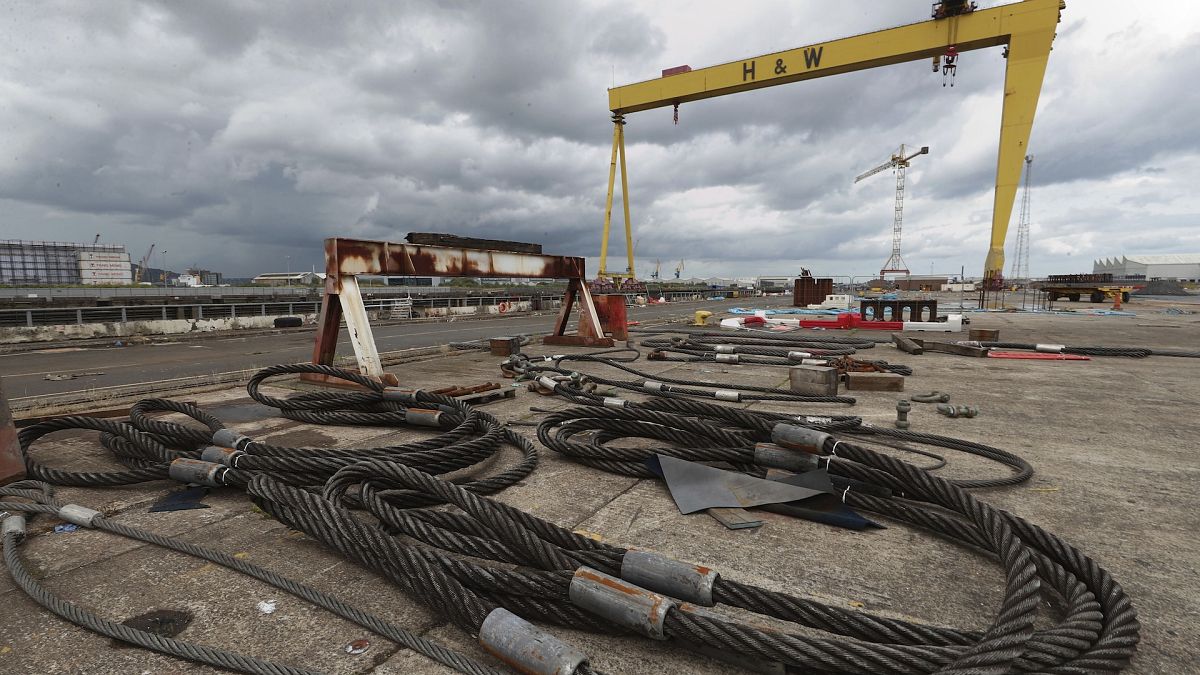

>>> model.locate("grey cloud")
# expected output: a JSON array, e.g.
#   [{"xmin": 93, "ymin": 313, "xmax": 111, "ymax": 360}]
[{"xmin": 0, "ymin": 0, "xmax": 1194, "ymax": 280}]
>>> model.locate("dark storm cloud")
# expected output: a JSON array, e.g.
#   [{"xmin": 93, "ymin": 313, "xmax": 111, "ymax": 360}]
[{"xmin": 0, "ymin": 1, "xmax": 1195, "ymax": 278}]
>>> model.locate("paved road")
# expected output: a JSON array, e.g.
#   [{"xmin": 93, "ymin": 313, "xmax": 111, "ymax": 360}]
[{"xmin": 2, "ymin": 296, "xmax": 794, "ymax": 399}]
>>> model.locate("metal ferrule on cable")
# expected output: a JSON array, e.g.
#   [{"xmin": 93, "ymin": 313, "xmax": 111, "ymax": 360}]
[
  {"xmin": 211, "ymin": 428, "xmax": 252, "ymax": 451},
  {"xmin": 168, "ymin": 458, "xmax": 228, "ymax": 487},
  {"xmin": 770, "ymin": 423, "xmax": 833, "ymax": 455},
  {"xmin": 570, "ymin": 566, "xmax": 676, "ymax": 640},
  {"xmin": 478, "ymin": 608, "xmax": 588, "ymax": 675},
  {"xmin": 620, "ymin": 550, "xmax": 718, "ymax": 607}
]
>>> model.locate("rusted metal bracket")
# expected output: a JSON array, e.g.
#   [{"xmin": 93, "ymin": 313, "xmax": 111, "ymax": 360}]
[{"xmin": 309, "ymin": 237, "xmax": 613, "ymax": 382}]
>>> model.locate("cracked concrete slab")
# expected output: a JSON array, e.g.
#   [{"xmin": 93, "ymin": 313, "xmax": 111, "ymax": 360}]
[{"xmin": 2, "ymin": 307, "xmax": 1198, "ymax": 673}]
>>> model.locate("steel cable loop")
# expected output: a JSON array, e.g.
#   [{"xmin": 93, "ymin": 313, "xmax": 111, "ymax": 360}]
[
  {"xmin": 18, "ymin": 364, "xmax": 539, "ymax": 504},
  {"xmin": 0, "ymin": 485, "xmax": 505, "ymax": 675},
  {"xmin": 536, "ymin": 396, "xmax": 1027, "ymax": 490},
  {"xmin": 6, "ymin": 360, "xmax": 1139, "ymax": 673},
  {"xmin": 265, "ymin": 442, "xmax": 1135, "ymax": 674},
  {"xmin": 632, "ymin": 397, "xmax": 1031, "ymax": 489},
  {"xmin": 530, "ymin": 399, "xmax": 1136, "ymax": 672},
  {"xmin": 3, "ymin": 453, "xmax": 1126, "ymax": 675},
  {"xmin": 250, "ymin": 460, "xmax": 986, "ymax": 673},
  {"xmin": 276, "ymin": 453, "xmax": 989, "ymax": 664},
  {"xmin": 18, "ymin": 416, "xmax": 191, "ymax": 485},
  {"xmin": 450, "ymin": 334, "xmax": 532, "ymax": 351},
  {"xmin": 523, "ymin": 345, "xmax": 844, "ymax": 398},
  {"xmin": 631, "ymin": 326, "xmax": 886, "ymax": 347},
  {"xmin": 519, "ymin": 358, "xmax": 857, "ymax": 405},
  {"xmin": 2, "ymin": 532, "xmax": 319, "ymax": 675},
  {"xmin": 1143, "ymin": 348, "xmax": 1200, "ymax": 358},
  {"xmin": 841, "ymin": 492, "xmax": 1110, "ymax": 670},
  {"xmin": 640, "ymin": 338, "xmax": 861, "ymax": 356},
  {"xmin": 645, "ymin": 345, "xmax": 915, "ymax": 375},
  {"xmin": 976, "ymin": 342, "xmax": 1200, "ymax": 359},
  {"xmin": 836, "ymin": 447, "xmax": 1139, "ymax": 673}
]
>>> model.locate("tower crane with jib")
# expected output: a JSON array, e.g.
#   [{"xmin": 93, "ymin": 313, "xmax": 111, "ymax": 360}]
[
  {"xmin": 855, "ymin": 145, "xmax": 929, "ymax": 278},
  {"xmin": 597, "ymin": 0, "xmax": 1064, "ymax": 287},
  {"xmin": 134, "ymin": 243, "xmax": 155, "ymax": 284}
]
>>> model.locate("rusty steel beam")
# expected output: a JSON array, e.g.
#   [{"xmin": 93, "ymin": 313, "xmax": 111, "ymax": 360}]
[
  {"xmin": 308, "ymin": 237, "xmax": 612, "ymax": 382},
  {"xmin": 325, "ymin": 238, "xmax": 585, "ymax": 285}
]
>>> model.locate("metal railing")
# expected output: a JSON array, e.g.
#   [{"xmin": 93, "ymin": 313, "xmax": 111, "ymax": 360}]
[
  {"xmin": 0, "ymin": 289, "xmax": 725, "ymax": 329},
  {"xmin": 0, "ymin": 295, "xmax": 551, "ymax": 328}
]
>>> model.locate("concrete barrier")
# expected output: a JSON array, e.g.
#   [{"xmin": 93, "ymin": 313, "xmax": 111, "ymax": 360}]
[{"xmin": 0, "ymin": 313, "xmax": 318, "ymax": 344}]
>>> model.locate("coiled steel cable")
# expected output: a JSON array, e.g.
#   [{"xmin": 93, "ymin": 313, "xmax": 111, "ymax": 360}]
[
  {"xmin": 19, "ymin": 364, "xmax": 537, "ymax": 502},
  {"xmin": 646, "ymin": 344, "xmax": 914, "ymax": 375},
  {"xmin": 509, "ymin": 352, "xmax": 857, "ymax": 405},
  {"xmin": 0, "ymin": 481, "xmax": 503, "ymax": 675},
  {"xmin": 528, "ymin": 398, "xmax": 1137, "ymax": 673},
  {"xmin": 977, "ymin": 342, "xmax": 1200, "ymax": 358},
  {"xmin": 631, "ymin": 325, "xmax": 889, "ymax": 346},
  {"xmin": 237, "ymin": 402, "xmax": 1138, "ymax": 673},
  {"xmin": 5, "ymin": 363, "xmax": 1138, "ymax": 674}
]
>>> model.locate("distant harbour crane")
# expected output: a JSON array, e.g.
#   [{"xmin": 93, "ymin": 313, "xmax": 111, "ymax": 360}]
[
  {"xmin": 133, "ymin": 243, "xmax": 155, "ymax": 284},
  {"xmin": 1008, "ymin": 155, "xmax": 1034, "ymax": 283},
  {"xmin": 855, "ymin": 144, "xmax": 929, "ymax": 278}
]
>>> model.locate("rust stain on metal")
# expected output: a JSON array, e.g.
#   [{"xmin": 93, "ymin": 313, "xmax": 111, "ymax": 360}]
[
  {"xmin": 325, "ymin": 237, "xmax": 584, "ymax": 280},
  {"xmin": 575, "ymin": 568, "xmax": 670, "ymax": 622},
  {"xmin": 576, "ymin": 568, "xmax": 644, "ymax": 598}
]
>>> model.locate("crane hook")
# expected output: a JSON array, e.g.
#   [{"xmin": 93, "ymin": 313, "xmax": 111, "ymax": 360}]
[{"xmin": 942, "ymin": 45, "xmax": 959, "ymax": 87}]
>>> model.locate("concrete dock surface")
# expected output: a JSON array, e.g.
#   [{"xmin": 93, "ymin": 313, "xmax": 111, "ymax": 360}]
[{"xmin": 1, "ymin": 305, "xmax": 1198, "ymax": 673}]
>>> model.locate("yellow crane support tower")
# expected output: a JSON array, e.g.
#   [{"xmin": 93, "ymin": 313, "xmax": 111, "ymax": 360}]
[{"xmin": 597, "ymin": 0, "xmax": 1064, "ymax": 284}]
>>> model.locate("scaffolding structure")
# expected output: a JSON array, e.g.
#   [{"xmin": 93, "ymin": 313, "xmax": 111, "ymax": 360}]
[
  {"xmin": 0, "ymin": 240, "xmax": 130, "ymax": 286},
  {"xmin": 1008, "ymin": 155, "xmax": 1034, "ymax": 283}
]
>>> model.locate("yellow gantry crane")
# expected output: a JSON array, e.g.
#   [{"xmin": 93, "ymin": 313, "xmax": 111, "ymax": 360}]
[
  {"xmin": 855, "ymin": 145, "xmax": 930, "ymax": 277},
  {"xmin": 597, "ymin": 0, "xmax": 1064, "ymax": 282}
]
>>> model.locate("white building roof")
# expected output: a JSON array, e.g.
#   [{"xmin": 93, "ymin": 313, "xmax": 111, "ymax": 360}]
[
  {"xmin": 1096, "ymin": 254, "xmax": 1200, "ymax": 266},
  {"xmin": 1124, "ymin": 254, "xmax": 1200, "ymax": 265}
]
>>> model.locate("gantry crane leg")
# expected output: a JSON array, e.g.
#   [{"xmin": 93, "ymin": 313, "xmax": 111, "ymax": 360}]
[
  {"xmin": 598, "ymin": 115, "xmax": 634, "ymax": 279},
  {"xmin": 985, "ymin": 25, "xmax": 1056, "ymax": 278}
]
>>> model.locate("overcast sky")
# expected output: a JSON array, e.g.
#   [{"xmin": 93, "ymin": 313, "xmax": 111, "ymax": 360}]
[{"xmin": 2, "ymin": 1, "xmax": 1197, "ymax": 280}]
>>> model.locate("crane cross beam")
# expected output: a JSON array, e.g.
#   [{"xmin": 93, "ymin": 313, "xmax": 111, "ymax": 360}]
[{"xmin": 597, "ymin": 0, "xmax": 1064, "ymax": 278}]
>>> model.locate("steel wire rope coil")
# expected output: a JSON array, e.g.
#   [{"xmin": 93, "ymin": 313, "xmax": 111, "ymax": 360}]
[
  {"xmin": 534, "ymin": 398, "xmax": 1030, "ymax": 489},
  {"xmin": 6, "ymin": 363, "xmax": 1137, "ymax": 673},
  {"xmin": 0, "ymin": 481, "xmax": 504, "ymax": 675},
  {"xmin": 450, "ymin": 334, "xmax": 532, "ymax": 351},
  {"xmin": 251, "ymin": 435, "xmax": 1139, "ymax": 673},
  {"xmin": 977, "ymin": 342, "xmax": 1200, "ymax": 359},
  {"xmin": 645, "ymin": 346, "xmax": 915, "ymax": 375},
  {"xmin": 6, "ymin": 402, "xmax": 1138, "ymax": 672},
  {"xmin": 631, "ymin": 326, "xmax": 891, "ymax": 346},
  {"xmin": 644, "ymin": 340, "xmax": 859, "ymax": 356},
  {"xmin": 18, "ymin": 364, "xmax": 538, "ymax": 502},
  {"xmin": 640, "ymin": 336, "xmax": 864, "ymax": 355},
  {"xmin": 514, "ymin": 353, "xmax": 857, "ymax": 405}
]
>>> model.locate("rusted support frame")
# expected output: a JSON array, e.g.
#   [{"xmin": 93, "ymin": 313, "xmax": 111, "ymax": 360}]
[{"xmin": 310, "ymin": 238, "xmax": 614, "ymax": 379}]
